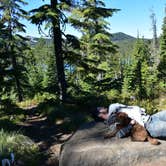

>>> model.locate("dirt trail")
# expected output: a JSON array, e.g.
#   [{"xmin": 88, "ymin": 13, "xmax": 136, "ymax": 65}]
[{"xmin": 19, "ymin": 110, "xmax": 72, "ymax": 166}]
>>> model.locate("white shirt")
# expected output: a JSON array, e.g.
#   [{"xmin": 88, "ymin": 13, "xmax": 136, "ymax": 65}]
[{"xmin": 108, "ymin": 103, "xmax": 150, "ymax": 126}]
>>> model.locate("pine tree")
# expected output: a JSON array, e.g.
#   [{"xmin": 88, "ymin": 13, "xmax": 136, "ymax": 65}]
[
  {"xmin": 122, "ymin": 38, "xmax": 152, "ymax": 100},
  {"xmin": 0, "ymin": 0, "xmax": 29, "ymax": 101},
  {"xmin": 0, "ymin": 22, "xmax": 11, "ymax": 98},
  {"xmin": 69, "ymin": 0, "xmax": 119, "ymax": 93},
  {"xmin": 25, "ymin": 38, "xmax": 58, "ymax": 96},
  {"xmin": 30, "ymin": 0, "xmax": 77, "ymax": 101},
  {"xmin": 158, "ymin": 7, "xmax": 166, "ymax": 84}
]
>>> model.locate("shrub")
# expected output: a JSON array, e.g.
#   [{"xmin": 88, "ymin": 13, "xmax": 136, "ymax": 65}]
[
  {"xmin": 0, "ymin": 129, "xmax": 42, "ymax": 166},
  {"xmin": 105, "ymin": 89, "xmax": 121, "ymax": 103}
]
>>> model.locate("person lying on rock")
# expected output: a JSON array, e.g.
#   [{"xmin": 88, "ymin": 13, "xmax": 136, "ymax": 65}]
[{"xmin": 94, "ymin": 103, "xmax": 166, "ymax": 139}]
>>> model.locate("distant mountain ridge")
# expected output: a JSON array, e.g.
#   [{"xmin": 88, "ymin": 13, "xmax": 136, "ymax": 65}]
[
  {"xmin": 27, "ymin": 32, "xmax": 140, "ymax": 57},
  {"xmin": 27, "ymin": 32, "xmax": 136, "ymax": 44},
  {"xmin": 111, "ymin": 32, "xmax": 136, "ymax": 42}
]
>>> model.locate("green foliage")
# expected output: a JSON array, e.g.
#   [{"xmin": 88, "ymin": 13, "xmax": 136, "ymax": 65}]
[
  {"xmin": 29, "ymin": 1, "xmax": 73, "ymax": 31},
  {"xmin": 0, "ymin": 22, "xmax": 12, "ymax": 98},
  {"xmin": 157, "ymin": 95, "xmax": 166, "ymax": 110},
  {"xmin": 158, "ymin": 12, "xmax": 166, "ymax": 84},
  {"xmin": 115, "ymin": 39, "xmax": 136, "ymax": 59},
  {"xmin": 0, "ymin": 0, "xmax": 29, "ymax": 101},
  {"xmin": 68, "ymin": 0, "xmax": 119, "ymax": 95},
  {"xmin": 111, "ymin": 32, "xmax": 136, "ymax": 42},
  {"xmin": 29, "ymin": 0, "xmax": 75, "ymax": 101},
  {"xmin": 105, "ymin": 89, "xmax": 121, "ymax": 103},
  {"xmin": 0, "ymin": 129, "xmax": 42, "ymax": 166},
  {"xmin": 122, "ymin": 38, "xmax": 157, "ymax": 100},
  {"xmin": 125, "ymin": 99, "xmax": 158, "ymax": 115},
  {"xmin": 25, "ymin": 38, "xmax": 58, "ymax": 97},
  {"xmin": 0, "ymin": 100, "xmax": 27, "ymax": 131}
]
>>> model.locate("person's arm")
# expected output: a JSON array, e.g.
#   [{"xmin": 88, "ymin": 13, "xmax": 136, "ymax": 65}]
[
  {"xmin": 116, "ymin": 120, "xmax": 136, "ymax": 138},
  {"xmin": 116, "ymin": 124, "xmax": 132, "ymax": 138}
]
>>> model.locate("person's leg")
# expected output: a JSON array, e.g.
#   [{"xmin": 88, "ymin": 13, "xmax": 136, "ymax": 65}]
[
  {"xmin": 152, "ymin": 110, "xmax": 166, "ymax": 121},
  {"xmin": 146, "ymin": 115, "xmax": 166, "ymax": 137}
]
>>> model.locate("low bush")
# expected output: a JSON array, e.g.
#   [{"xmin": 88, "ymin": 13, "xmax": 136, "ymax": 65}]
[{"xmin": 0, "ymin": 129, "xmax": 43, "ymax": 166}]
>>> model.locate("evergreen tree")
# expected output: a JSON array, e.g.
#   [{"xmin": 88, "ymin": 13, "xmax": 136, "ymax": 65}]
[
  {"xmin": 0, "ymin": 22, "xmax": 11, "ymax": 99},
  {"xmin": 0, "ymin": 0, "xmax": 29, "ymax": 101},
  {"xmin": 30, "ymin": 0, "xmax": 77, "ymax": 101},
  {"xmin": 25, "ymin": 38, "xmax": 58, "ymax": 96},
  {"xmin": 158, "ymin": 7, "xmax": 166, "ymax": 84},
  {"xmin": 69, "ymin": 0, "xmax": 119, "ymax": 93},
  {"xmin": 122, "ymin": 38, "xmax": 153, "ymax": 100}
]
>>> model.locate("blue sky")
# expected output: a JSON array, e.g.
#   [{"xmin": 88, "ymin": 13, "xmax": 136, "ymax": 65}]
[
  {"xmin": 108, "ymin": 0, "xmax": 165, "ymax": 38},
  {"xmin": 22, "ymin": 0, "xmax": 166, "ymax": 39}
]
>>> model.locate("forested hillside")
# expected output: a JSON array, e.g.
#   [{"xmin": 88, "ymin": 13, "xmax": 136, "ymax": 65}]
[
  {"xmin": 111, "ymin": 32, "xmax": 136, "ymax": 41},
  {"xmin": 28, "ymin": 32, "xmax": 149, "ymax": 64}
]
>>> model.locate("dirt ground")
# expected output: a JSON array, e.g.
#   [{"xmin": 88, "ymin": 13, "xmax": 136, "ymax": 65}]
[{"xmin": 19, "ymin": 109, "xmax": 72, "ymax": 166}]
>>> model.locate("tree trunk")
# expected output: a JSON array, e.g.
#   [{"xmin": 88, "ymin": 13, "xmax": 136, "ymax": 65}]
[
  {"xmin": 51, "ymin": 0, "xmax": 67, "ymax": 102},
  {"xmin": 137, "ymin": 61, "xmax": 143, "ymax": 100}
]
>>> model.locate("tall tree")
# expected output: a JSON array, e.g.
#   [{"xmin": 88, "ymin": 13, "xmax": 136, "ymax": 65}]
[
  {"xmin": 0, "ymin": 0, "xmax": 29, "ymax": 101},
  {"xmin": 30, "ymin": 0, "xmax": 76, "ymax": 101},
  {"xmin": 150, "ymin": 11, "xmax": 158, "ymax": 50},
  {"xmin": 122, "ymin": 38, "xmax": 153, "ymax": 100},
  {"xmin": 158, "ymin": 6, "xmax": 166, "ymax": 84},
  {"xmin": 25, "ymin": 38, "xmax": 58, "ymax": 96},
  {"xmin": 51, "ymin": 0, "xmax": 67, "ymax": 101},
  {"xmin": 150, "ymin": 10, "xmax": 159, "ymax": 64},
  {"xmin": 0, "ymin": 22, "xmax": 11, "ymax": 98},
  {"xmin": 69, "ymin": 0, "xmax": 119, "ymax": 93}
]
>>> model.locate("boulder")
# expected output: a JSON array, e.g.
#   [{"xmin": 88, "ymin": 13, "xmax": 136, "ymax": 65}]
[{"xmin": 59, "ymin": 121, "xmax": 166, "ymax": 166}]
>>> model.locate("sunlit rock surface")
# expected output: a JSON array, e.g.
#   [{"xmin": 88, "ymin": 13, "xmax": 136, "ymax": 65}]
[{"xmin": 59, "ymin": 122, "xmax": 166, "ymax": 166}]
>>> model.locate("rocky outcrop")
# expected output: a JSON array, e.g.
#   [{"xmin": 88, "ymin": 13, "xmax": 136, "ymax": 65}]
[{"xmin": 59, "ymin": 121, "xmax": 166, "ymax": 166}]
